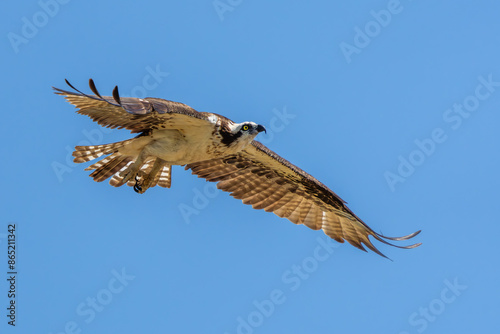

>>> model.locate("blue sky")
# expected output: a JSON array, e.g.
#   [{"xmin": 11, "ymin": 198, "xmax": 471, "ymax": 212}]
[{"xmin": 2, "ymin": 1, "xmax": 500, "ymax": 333}]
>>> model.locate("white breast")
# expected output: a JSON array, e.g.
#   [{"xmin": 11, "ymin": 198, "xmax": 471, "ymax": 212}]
[{"xmin": 142, "ymin": 127, "xmax": 222, "ymax": 165}]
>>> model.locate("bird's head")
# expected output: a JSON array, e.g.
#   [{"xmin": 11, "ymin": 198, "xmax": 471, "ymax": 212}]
[{"xmin": 220, "ymin": 121, "xmax": 266, "ymax": 150}]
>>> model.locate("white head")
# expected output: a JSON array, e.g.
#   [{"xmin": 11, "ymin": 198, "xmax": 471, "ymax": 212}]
[{"xmin": 220, "ymin": 121, "xmax": 266, "ymax": 150}]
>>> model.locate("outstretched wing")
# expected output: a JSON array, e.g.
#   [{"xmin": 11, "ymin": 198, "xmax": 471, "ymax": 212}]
[
  {"xmin": 53, "ymin": 79, "xmax": 225, "ymax": 133},
  {"xmin": 186, "ymin": 141, "xmax": 421, "ymax": 257}
]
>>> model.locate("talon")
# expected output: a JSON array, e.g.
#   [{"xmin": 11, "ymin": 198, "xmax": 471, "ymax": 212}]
[{"xmin": 134, "ymin": 175, "xmax": 143, "ymax": 193}]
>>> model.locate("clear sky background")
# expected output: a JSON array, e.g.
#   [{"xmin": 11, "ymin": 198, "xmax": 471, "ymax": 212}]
[{"xmin": 1, "ymin": 1, "xmax": 499, "ymax": 333}]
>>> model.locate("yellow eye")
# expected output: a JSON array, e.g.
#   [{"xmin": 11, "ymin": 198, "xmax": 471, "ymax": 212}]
[{"xmin": 242, "ymin": 125, "xmax": 249, "ymax": 131}]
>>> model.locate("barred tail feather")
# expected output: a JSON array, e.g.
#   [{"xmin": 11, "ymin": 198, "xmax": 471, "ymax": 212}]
[
  {"xmin": 73, "ymin": 140, "xmax": 172, "ymax": 191},
  {"xmin": 157, "ymin": 165, "xmax": 172, "ymax": 188},
  {"xmin": 109, "ymin": 161, "xmax": 134, "ymax": 187},
  {"xmin": 146, "ymin": 163, "xmax": 172, "ymax": 188},
  {"xmin": 73, "ymin": 139, "xmax": 134, "ymax": 163},
  {"xmin": 89, "ymin": 155, "xmax": 131, "ymax": 182},
  {"xmin": 124, "ymin": 157, "xmax": 172, "ymax": 190}
]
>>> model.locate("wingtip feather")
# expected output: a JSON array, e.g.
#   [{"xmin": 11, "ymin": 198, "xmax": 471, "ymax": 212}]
[
  {"xmin": 112, "ymin": 86, "xmax": 121, "ymax": 105},
  {"xmin": 88, "ymin": 78, "xmax": 104, "ymax": 99}
]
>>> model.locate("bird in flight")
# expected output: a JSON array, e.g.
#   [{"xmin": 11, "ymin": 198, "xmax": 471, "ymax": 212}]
[{"xmin": 54, "ymin": 79, "xmax": 421, "ymax": 257}]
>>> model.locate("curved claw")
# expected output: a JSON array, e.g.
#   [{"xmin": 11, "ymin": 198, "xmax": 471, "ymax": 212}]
[{"xmin": 133, "ymin": 175, "xmax": 143, "ymax": 193}]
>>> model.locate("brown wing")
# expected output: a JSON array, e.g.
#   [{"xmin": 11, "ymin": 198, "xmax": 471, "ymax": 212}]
[
  {"xmin": 186, "ymin": 141, "xmax": 421, "ymax": 258},
  {"xmin": 53, "ymin": 79, "xmax": 224, "ymax": 133}
]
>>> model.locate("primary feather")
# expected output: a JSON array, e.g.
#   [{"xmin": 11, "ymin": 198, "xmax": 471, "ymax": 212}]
[{"xmin": 55, "ymin": 79, "xmax": 421, "ymax": 257}]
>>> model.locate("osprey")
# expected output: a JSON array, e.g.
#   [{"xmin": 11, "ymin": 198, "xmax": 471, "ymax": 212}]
[{"xmin": 55, "ymin": 79, "xmax": 421, "ymax": 257}]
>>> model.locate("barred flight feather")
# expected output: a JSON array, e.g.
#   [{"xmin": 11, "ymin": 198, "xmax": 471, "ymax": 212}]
[{"xmin": 56, "ymin": 79, "xmax": 421, "ymax": 258}]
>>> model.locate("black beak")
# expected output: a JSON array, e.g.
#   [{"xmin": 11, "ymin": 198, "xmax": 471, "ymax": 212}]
[{"xmin": 256, "ymin": 124, "xmax": 266, "ymax": 134}]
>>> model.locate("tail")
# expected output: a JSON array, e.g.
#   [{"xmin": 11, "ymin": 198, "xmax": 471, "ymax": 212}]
[{"xmin": 73, "ymin": 139, "xmax": 172, "ymax": 193}]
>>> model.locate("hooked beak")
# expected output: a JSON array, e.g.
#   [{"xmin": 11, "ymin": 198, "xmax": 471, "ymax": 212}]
[{"xmin": 256, "ymin": 124, "xmax": 267, "ymax": 134}]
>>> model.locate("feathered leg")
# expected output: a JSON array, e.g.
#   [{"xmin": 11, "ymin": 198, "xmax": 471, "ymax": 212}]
[{"xmin": 73, "ymin": 140, "xmax": 171, "ymax": 193}]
